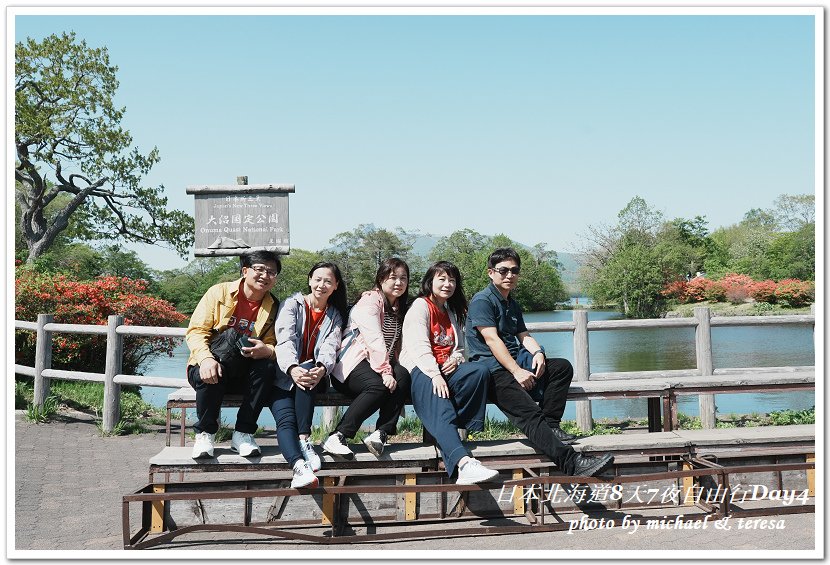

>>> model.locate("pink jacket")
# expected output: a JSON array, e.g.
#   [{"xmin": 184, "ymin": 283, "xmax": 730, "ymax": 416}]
[{"xmin": 331, "ymin": 289, "xmax": 395, "ymax": 382}]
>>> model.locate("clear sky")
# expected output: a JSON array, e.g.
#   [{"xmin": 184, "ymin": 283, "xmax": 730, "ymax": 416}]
[{"xmin": 12, "ymin": 8, "xmax": 819, "ymax": 271}]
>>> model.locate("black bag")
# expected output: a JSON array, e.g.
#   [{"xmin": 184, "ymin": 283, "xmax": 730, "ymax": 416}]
[
  {"xmin": 209, "ymin": 327, "xmax": 246, "ymax": 372},
  {"xmin": 208, "ymin": 294, "xmax": 279, "ymax": 373}
]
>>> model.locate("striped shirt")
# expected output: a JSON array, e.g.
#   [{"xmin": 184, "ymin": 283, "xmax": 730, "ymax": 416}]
[{"xmin": 382, "ymin": 309, "xmax": 401, "ymax": 361}]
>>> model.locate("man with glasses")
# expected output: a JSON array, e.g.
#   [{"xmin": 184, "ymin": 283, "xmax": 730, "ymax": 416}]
[
  {"xmin": 185, "ymin": 250, "xmax": 281, "ymax": 459},
  {"xmin": 465, "ymin": 248, "xmax": 614, "ymax": 477}
]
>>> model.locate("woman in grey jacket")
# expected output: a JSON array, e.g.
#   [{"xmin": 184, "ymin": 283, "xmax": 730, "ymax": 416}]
[{"xmin": 269, "ymin": 262, "xmax": 347, "ymax": 488}]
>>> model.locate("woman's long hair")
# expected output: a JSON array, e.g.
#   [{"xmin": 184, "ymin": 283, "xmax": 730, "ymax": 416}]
[
  {"xmin": 418, "ymin": 261, "xmax": 468, "ymax": 324},
  {"xmin": 373, "ymin": 257, "xmax": 410, "ymax": 321},
  {"xmin": 308, "ymin": 261, "xmax": 348, "ymax": 329}
]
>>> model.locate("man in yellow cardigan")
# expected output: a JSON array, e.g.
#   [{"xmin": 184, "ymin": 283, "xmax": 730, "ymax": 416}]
[{"xmin": 185, "ymin": 250, "xmax": 280, "ymax": 459}]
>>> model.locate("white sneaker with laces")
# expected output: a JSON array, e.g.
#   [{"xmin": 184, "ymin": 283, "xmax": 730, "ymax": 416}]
[
  {"xmin": 322, "ymin": 431, "xmax": 354, "ymax": 459},
  {"xmin": 191, "ymin": 431, "xmax": 215, "ymax": 459},
  {"xmin": 231, "ymin": 431, "xmax": 261, "ymax": 457},
  {"xmin": 300, "ymin": 437, "xmax": 322, "ymax": 471},
  {"xmin": 291, "ymin": 460, "xmax": 319, "ymax": 489},
  {"xmin": 363, "ymin": 429, "xmax": 387, "ymax": 457},
  {"xmin": 456, "ymin": 458, "xmax": 500, "ymax": 485}
]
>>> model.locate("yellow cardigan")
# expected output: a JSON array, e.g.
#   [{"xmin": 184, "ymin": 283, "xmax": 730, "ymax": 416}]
[{"xmin": 185, "ymin": 279, "xmax": 278, "ymax": 367}]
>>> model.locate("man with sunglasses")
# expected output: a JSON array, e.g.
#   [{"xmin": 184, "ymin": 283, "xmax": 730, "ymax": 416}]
[
  {"xmin": 185, "ymin": 250, "xmax": 281, "ymax": 459},
  {"xmin": 465, "ymin": 248, "xmax": 614, "ymax": 477}
]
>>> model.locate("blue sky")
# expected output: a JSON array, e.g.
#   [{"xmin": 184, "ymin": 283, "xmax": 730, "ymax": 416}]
[{"xmin": 13, "ymin": 9, "xmax": 818, "ymax": 271}]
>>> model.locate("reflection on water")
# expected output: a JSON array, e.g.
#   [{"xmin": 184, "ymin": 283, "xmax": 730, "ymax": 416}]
[{"xmin": 142, "ymin": 309, "xmax": 815, "ymax": 424}]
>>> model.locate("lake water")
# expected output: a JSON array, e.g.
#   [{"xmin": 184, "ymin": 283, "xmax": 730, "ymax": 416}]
[{"xmin": 141, "ymin": 309, "xmax": 815, "ymax": 427}]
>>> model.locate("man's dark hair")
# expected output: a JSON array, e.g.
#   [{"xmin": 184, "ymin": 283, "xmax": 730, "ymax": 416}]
[
  {"xmin": 240, "ymin": 250, "xmax": 282, "ymax": 274},
  {"xmin": 487, "ymin": 247, "xmax": 521, "ymax": 269}
]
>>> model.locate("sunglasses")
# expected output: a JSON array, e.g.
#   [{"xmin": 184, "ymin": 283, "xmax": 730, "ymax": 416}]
[{"xmin": 492, "ymin": 266, "xmax": 521, "ymax": 276}]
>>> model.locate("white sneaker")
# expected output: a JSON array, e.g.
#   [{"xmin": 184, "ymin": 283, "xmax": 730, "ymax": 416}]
[
  {"xmin": 231, "ymin": 431, "xmax": 261, "ymax": 457},
  {"xmin": 291, "ymin": 460, "xmax": 319, "ymax": 489},
  {"xmin": 192, "ymin": 431, "xmax": 215, "ymax": 459},
  {"xmin": 300, "ymin": 437, "xmax": 322, "ymax": 471},
  {"xmin": 363, "ymin": 429, "xmax": 388, "ymax": 457},
  {"xmin": 322, "ymin": 431, "xmax": 354, "ymax": 459},
  {"xmin": 456, "ymin": 458, "xmax": 500, "ymax": 485}
]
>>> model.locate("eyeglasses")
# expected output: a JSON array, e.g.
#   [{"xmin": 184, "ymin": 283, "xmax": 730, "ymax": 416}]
[
  {"xmin": 492, "ymin": 266, "xmax": 521, "ymax": 276},
  {"xmin": 249, "ymin": 265, "xmax": 278, "ymax": 278}
]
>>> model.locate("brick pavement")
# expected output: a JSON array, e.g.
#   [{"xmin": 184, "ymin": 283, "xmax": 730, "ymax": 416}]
[{"xmin": 12, "ymin": 410, "xmax": 819, "ymax": 554}]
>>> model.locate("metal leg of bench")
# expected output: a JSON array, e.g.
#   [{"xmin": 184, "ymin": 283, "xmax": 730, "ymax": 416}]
[
  {"xmin": 165, "ymin": 405, "xmax": 172, "ymax": 447},
  {"xmin": 647, "ymin": 397, "xmax": 662, "ymax": 432},
  {"xmin": 663, "ymin": 393, "xmax": 677, "ymax": 432},
  {"xmin": 807, "ymin": 454, "xmax": 815, "ymax": 496},
  {"xmin": 180, "ymin": 407, "xmax": 187, "ymax": 447}
]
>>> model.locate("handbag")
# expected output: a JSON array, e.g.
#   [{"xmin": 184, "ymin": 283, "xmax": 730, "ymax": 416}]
[
  {"xmin": 208, "ymin": 293, "xmax": 279, "ymax": 373},
  {"xmin": 209, "ymin": 327, "xmax": 246, "ymax": 372}
]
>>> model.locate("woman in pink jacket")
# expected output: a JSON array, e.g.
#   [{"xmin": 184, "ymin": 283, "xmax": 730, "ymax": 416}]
[{"xmin": 324, "ymin": 258, "xmax": 412, "ymax": 459}]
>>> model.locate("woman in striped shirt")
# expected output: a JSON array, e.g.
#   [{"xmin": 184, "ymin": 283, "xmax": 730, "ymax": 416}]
[{"xmin": 325, "ymin": 258, "xmax": 412, "ymax": 459}]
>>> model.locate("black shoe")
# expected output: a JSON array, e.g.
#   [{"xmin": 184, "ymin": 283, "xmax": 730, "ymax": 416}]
[
  {"xmin": 551, "ymin": 426, "xmax": 579, "ymax": 444},
  {"xmin": 571, "ymin": 453, "xmax": 614, "ymax": 477}
]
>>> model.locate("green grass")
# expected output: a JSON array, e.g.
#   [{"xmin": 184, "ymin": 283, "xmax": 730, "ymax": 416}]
[
  {"xmin": 15, "ymin": 377, "xmax": 166, "ymax": 435},
  {"xmin": 26, "ymin": 395, "xmax": 59, "ymax": 423}
]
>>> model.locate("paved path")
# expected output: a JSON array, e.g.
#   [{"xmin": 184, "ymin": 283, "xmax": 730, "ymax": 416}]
[{"xmin": 13, "ymin": 410, "xmax": 819, "ymax": 555}]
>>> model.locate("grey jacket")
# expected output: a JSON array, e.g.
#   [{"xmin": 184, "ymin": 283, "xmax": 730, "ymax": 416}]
[{"xmin": 274, "ymin": 292, "xmax": 343, "ymax": 391}]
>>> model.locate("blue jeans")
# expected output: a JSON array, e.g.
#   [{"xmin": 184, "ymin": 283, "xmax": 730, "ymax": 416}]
[
  {"xmin": 269, "ymin": 378, "xmax": 328, "ymax": 467},
  {"xmin": 410, "ymin": 361, "xmax": 490, "ymax": 476}
]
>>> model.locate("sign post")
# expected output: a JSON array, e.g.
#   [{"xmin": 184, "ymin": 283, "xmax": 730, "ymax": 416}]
[{"xmin": 187, "ymin": 177, "xmax": 295, "ymax": 256}]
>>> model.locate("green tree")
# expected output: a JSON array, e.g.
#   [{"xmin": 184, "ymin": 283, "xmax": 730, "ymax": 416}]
[
  {"xmin": 15, "ymin": 32, "xmax": 193, "ymax": 262},
  {"xmin": 273, "ymin": 249, "xmax": 325, "ymax": 298},
  {"xmin": 430, "ymin": 231, "xmax": 568, "ymax": 311},
  {"xmin": 580, "ymin": 197, "xmax": 669, "ymax": 317},
  {"xmin": 657, "ymin": 216, "xmax": 712, "ymax": 278},
  {"xmin": 155, "ymin": 258, "xmax": 240, "ymax": 314},
  {"xmin": 323, "ymin": 224, "xmax": 419, "ymax": 303},
  {"xmin": 428, "ymin": 229, "xmax": 492, "ymax": 297},
  {"xmin": 587, "ymin": 236, "xmax": 667, "ymax": 318}
]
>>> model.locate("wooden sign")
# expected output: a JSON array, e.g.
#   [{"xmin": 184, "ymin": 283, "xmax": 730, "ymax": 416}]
[{"xmin": 186, "ymin": 182, "xmax": 295, "ymax": 256}]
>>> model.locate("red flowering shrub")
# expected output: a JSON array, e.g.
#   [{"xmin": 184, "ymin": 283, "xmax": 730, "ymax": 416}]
[
  {"xmin": 15, "ymin": 267, "xmax": 185, "ymax": 375},
  {"xmin": 774, "ymin": 279, "xmax": 815, "ymax": 308},
  {"xmin": 661, "ymin": 280, "xmax": 689, "ymax": 302},
  {"xmin": 685, "ymin": 277, "xmax": 715, "ymax": 302},
  {"xmin": 661, "ymin": 273, "xmax": 814, "ymax": 308},
  {"xmin": 749, "ymin": 280, "xmax": 778, "ymax": 304},
  {"xmin": 718, "ymin": 273, "xmax": 754, "ymax": 304}
]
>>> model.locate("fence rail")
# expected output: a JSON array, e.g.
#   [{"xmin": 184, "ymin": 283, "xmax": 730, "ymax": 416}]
[{"xmin": 14, "ymin": 306, "xmax": 815, "ymax": 433}]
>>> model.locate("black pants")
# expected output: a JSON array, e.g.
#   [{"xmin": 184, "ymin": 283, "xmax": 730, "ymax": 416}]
[
  {"xmin": 519, "ymin": 355, "xmax": 574, "ymax": 427},
  {"xmin": 330, "ymin": 359, "xmax": 410, "ymax": 438},
  {"xmin": 186, "ymin": 358, "xmax": 274, "ymax": 435},
  {"xmin": 488, "ymin": 368, "xmax": 580, "ymax": 474}
]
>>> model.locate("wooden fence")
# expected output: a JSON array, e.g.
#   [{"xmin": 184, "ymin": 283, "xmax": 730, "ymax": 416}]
[{"xmin": 14, "ymin": 306, "xmax": 815, "ymax": 433}]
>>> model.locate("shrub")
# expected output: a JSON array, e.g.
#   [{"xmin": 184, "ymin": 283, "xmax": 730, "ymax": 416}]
[
  {"xmin": 749, "ymin": 279, "xmax": 778, "ymax": 303},
  {"xmin": 661, "ymin": 280, "xmax": 689, "ymax": 302},
  {"xmin": 15, "ymin": 266, "xmax": 185, "ymax": 375},
  {"xmin": 685, "ymin": 277, "xmax": 714, "ymax": 302},
  {"xmin": 774, "ymin": 279, "xmax": 814, "ymax": 308},
  {"xmin": 717, "ymin": 273, "xmax": 754, "ymax": 304},
  {"xmin": 702, "ymin": 280, "xmax": 725, "ymax": 302}
]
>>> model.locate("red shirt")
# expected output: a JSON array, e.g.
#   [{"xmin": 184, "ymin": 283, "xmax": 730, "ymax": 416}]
[
  {"xmin": 301, "ymin": 301, "xmax": 326, "ymax": 363},
  {"xmin": 229, "ymin": 283, "xmax": 261, "ymax": 337},
  {"xmin": 425, "ymin": 298, "xmax": 455, "ymax": 365}
]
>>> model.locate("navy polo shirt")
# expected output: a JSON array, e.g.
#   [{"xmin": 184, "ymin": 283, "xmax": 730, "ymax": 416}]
[{"xmin": 465, "ymin": 283, "xmax": 528, "ymax": 374}]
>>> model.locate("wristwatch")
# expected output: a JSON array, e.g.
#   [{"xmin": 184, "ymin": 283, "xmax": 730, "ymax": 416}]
[{"xmin": 532, "ymin": 349, "xmax": 544, "ymax": 357}]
